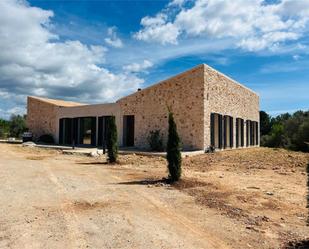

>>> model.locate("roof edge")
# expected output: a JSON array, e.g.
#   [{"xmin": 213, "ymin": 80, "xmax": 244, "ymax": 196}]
[
  {"xmin": 116, "ymin": 64, "xmax": 205, "ymax": 102},
  {"xmin": 28, "ymin": 96, "xmax": 86, "ymax": 107},
  {"xmin": 202, "ymin": 64, "xmax": 259, "ymax": 96}
]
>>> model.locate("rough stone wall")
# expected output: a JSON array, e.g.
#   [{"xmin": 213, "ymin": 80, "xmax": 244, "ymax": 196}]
[
  {"xmin": 27, "ymin": 64, "xmax": 259, "ymax": 150},
  {"xmin": 26, "ymin": 97, "xmax": 59, "ymax": 140},
  {"xmin": 117, "ymin": 65, "xmax": 205, "ymax": 150},
  {"xmin": 203, "ymin": 65, "xmax": 260, "ymax": 149}
]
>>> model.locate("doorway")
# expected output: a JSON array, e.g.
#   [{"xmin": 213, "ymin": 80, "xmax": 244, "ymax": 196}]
[
  {"xmin": 210, "ymin": 113, "xmax": 222, "ymax": 149},
  {"xmin": 98, "ymin": 116, "xmax": 111, "ymax": 147},
  {"xmin": 123, "ymin": 115, "xmax": 134, "ymax": 147},
  {"xmin": 79, "ymin": 117, "xmax": 96, "ymax": 146}
]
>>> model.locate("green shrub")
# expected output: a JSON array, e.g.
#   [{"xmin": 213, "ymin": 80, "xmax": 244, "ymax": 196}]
[
  {"xmin": 9, "ymin": 115, "xmax": 27, "ymax": 138},
  {"xmin": 0, "ymin": 119, "xmax": 10, "ymax": 138},
  {"xmin": 166, "ymin": 111, "xmax": 181, "ymax": 182},
  {"xmin": 106, "ymin": 116, "xmax": 118, "ymax": 163},
  {"xmin": 261, "ymin": 123, "xmax": 287, "ymax": 148},
  {"xmin": 37, "ymin": 134, "xmax": 55, "ymax": 144},
  {"xmin": 260, "ymin": 110, "xmax": 309, "ymax": 152},
  {"xmin": 147, "ymin": 130, "xmax": 164, "ymax": 151}
]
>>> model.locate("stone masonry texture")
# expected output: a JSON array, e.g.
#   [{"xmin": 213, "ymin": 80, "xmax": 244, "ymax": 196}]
[{"xmin": 27, "ymin": 64, "xmax": 259, "ymax": 150}]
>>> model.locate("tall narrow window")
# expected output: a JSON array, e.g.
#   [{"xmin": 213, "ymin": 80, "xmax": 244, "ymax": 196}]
[
  {"xmin": 223, "ymin": 115, "xmax": 233, "ymax": 148},
  {"xmin": 59, "ymin": 118, "xmax": 64, "ymax": 145},
  {"xmin": 246, "ymin": 120, "xmax": 251, "ymax": 147},
  {"xmin": 210, "ymin": 113, "xmax": 223, "ymax": 149},
  {"xmin": 236, "ymin": 118, "xmax": 244, "ymax": 148},
  {"xmin": 255, "ymin": 121, "xmax": 259, "ymax": 145}
]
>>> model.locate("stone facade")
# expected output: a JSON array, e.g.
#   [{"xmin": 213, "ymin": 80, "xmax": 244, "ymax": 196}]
[
  {"xmin": 27, "ymin": 97, "xmax": 59, "ymax": 140},
  {"xmin": 203, "ymin": 65, "xmax": 259, "ymax": 149},
  {"xmin": 117, "ymin": 65, "xmax": 205, "ymax": 150},
  {"xmin": 27, "ymin": 64, "xmax": 259, "ymax": 150}
]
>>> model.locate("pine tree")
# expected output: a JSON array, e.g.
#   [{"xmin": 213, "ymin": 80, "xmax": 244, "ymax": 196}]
[
  {"xmin": 106, "ymin": 116, "xmax": 118, "ymax": 163},
  {"xmin": 166, "ymin": 111, "xmax": 181, "ymax": 182}
]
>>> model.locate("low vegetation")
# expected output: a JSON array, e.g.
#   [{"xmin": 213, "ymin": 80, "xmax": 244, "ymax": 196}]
[
  {"xmin": 0, "ymin": 115, "xmax": 27, "ymax": 139},
  {"xmin": 147, "ymin": 129, "xmax": 164, "ymax": 151},
  {"xmin": 260, "ymin": 110, "xmax": 309, "ymax": 152},
  {"xmin": 37, "ymin": 134, "xmax": 55, "ymax": 144},
  {"xmin": 0, "ymin": 119, "xmax": 10, "ymax": 138}
]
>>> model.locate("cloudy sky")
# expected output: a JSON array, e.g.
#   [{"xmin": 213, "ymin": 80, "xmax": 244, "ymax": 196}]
[{"xmin": 0, "ymin": 0, "xmax": 309, "ymax": 119}]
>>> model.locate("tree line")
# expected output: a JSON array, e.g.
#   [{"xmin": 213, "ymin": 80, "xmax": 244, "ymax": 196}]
[
  {"xmin": 260, "ymin": 110, "xmax": 309, "ymax": 152},
  {"xmin": 0, "ymin": 115, "xmax": 27, "ymax": 139}
]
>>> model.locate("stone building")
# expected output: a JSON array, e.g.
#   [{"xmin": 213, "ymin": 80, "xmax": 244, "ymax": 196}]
[{"xmin": 27, "ymin": 64, "xmax": 259, "ymax": 150}]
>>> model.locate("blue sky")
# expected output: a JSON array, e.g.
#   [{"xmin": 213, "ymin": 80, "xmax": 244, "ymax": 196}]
[{"xmin": 0, "ymin": 0, "xmax": 308, "ymax": 119}]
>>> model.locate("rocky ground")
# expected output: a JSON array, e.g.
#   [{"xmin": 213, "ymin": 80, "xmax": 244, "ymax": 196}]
[{"xmin": 0, "ymin": 144, "xmax": 308, "ymax": 248}]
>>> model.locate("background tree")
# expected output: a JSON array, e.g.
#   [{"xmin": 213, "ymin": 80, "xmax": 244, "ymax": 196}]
[
  {"xmin": 0, "ymin": 119, "xmax": 10, "ymax": 138},
  {"xmin": 166, "ymin": 111, "xmax": 181, "ymax": 182},
  {"xmin": 260, "ymin": 110, "xmax": 309, "ymax": 152},
  {"xmin": 260, "ymin": 111, "xmax": 272, "ymax": 136},
  {"xmin": 9, "ymin": 115, "xmax": 27, "ymax": 138},
  {"xmin": 106, "ymin": 116, "xmax": 118, "ymax": 163},
  {"xmin": 265, "ymin": 123, "xmax": 286, "ymax": 148}
]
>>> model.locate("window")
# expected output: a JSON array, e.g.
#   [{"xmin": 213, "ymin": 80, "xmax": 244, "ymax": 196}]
[
  {"xmin": 223, "ymin": 115, "xmax": 233, "ymax": 148},
  {"xmin": 236, "ymin": 118, "xmax": 244, "ymax": 148}
]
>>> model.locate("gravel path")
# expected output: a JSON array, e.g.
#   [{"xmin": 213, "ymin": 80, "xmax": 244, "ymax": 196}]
[{"xmin": 0, "ymin": 144, "xmax": 228, "ymax": 249}]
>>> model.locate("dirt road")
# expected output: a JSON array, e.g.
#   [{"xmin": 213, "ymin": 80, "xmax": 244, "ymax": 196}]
[{"xmin": 0, "ymin": 144, "xmax": 229, "ymax": 249}]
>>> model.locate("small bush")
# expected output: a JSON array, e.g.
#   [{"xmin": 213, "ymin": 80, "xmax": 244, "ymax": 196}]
[
  {"xmin": 147, "ymin": 130, "xmax": 164, "ymax": 151},
  {"xmin": 166, "ymin": 111, "xmax": 182, "ymax": 182},
  {"xmin": 106, "ymin": 116, "xmax": 118, "ymax": 163},
  {"xmin": 37, "ymin": 134, "xmax": 55, "ymax": 144}
]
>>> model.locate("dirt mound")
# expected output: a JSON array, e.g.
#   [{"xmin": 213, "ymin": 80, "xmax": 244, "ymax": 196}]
[
  {"xmin": 183, "ymin": 147, "xmax": 309, "ymax": 173},
  {"xmin": 71, "ymin": 201, "xmax": 110, "ymax": 211}
]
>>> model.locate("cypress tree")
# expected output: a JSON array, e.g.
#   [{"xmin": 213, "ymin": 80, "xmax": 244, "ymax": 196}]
[
  {"xmin": 307, "ymin": 163, "xmax": 309, "ymax": 226},
  {"xmin": 166, "ymin": 111, "xmax": 182, "ymax": 182},
  {"xmin": 106, "ymin": 116, "xmax": 118, "ymax": 163}
]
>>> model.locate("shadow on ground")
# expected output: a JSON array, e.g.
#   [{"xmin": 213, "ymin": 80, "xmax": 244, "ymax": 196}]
[
  {"xmin": 117, "ymin": 178, "xmax": 169, "ymax": 185},
  {"xmin": 77, "ymin": 162, "xmax": 109, "ymax": 165},
  {"xmin": 282, "ymin": 239, "xmax": 309, "ymax": 249}
]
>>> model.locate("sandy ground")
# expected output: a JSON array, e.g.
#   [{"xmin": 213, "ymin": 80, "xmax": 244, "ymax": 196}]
[{"xmin": 0, "ymin": 144, "xmax": 308, "ymax": 249}]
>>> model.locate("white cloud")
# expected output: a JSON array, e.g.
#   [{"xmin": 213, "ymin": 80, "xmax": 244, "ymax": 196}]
[
  {"xmin": 134, "ymin": 14, "xmax": 180, "ymax": 44},
  {"xmin": 104, "ymin": 26, "xmax": 123, "ymax": 48},
  {"xmin": 168, "ymin": 0, "xmax": 186, "ymax": 7},
  {"xmin": 123, "ymin": 60, "xmax": 153, "ymax": 73},
  {"xmin": 0, "ymin": 106, "xmax": 26, "ymax": 120},
  {"xmin": 0, "ymin": 0, "xmax": 144, "ymax": 116},
  {"xmin": 134, "ymin": 0, "xmax": 309, "ymax": 51},
  {"xmin": 293, "ymin": 55, "xmax": 300, "ymax": 60}
]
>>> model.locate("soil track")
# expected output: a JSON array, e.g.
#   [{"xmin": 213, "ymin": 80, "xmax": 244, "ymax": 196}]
[{"xmin": 0, "ymin": 144, "xmax": 308, "ymax": 248}]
